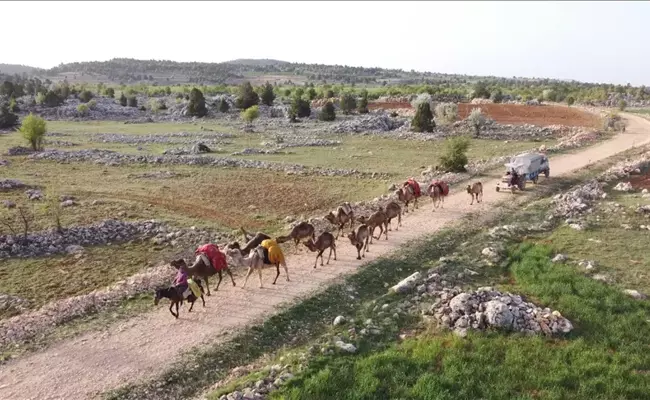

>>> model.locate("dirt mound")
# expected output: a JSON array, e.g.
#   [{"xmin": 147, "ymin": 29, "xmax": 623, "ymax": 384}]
[{"xmin": 458, "ymin": 104, "xmax": 599, "ymax": 128}]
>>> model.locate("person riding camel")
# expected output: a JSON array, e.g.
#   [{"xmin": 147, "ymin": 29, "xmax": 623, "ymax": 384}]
[{"xmin": 260, "ymin": 238, "xmax": 285, "ymax": 267}]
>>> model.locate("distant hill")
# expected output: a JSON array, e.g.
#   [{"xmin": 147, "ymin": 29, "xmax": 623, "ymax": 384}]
[
  {"xmin": 0, "ymin": 63, "xmax": 40, "ymax": 75},
  {"xmin": 225, "ymin": 59, "xmax": 290, "ymax": 66}
]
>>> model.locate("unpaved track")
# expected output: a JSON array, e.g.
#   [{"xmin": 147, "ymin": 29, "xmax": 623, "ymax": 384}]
[{"xmin": 1, "ymin": 114, "xmax": 649, "ymax": 400}]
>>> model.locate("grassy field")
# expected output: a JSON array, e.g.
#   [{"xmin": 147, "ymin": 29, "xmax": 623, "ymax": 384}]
[{"xmin": 271, "ymin": 244, "xmax": 650, "ymax": 400}]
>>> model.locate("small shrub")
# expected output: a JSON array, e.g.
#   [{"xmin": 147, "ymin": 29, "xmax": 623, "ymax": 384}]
[
  {"xmin": 165, "ymin": 87, "xmax": 172, "ymax": 95},
  {"xmin": 471, "ymin": 81, "xmax": 490, "ymax": 99},
  {"xmin": 35, "ymin": 92, "xmax": 46, "ymax": 105},
  {"xmin": 411, "ymin": 102, "xmax": 435, "ymax": 132},
  {"xmin": 339, "ymin": 93, "xmax": 357, "ymax": 115},
  {"xmin": 76, "ymin": 103, "xmax": 89, "ymax": 116},
  {"xmin": 325, "ymin": 89, "xmax": 335, "ymax": 99},
  {"xmin": 87, "ymin": 100, "xmax": 97, "ymax": 110},
  {"xmin": 357, "ymin": 96, "xmax": 369, "ymax": 114},
  {"xmin": 291, "ymin": 95, "xmax": 311, "ymax": 118},
  {"xmin": 235, "ymin": 82, "xmax": 259, "ymax": 109},
  {"xmin": 241, "ymin": 105, "xmax": 259, "ymax": 125},
  {"xmin": 119, "ymin": 93, "xmax": 127, "ymax": 107},
  {"xmin": 8, "ymin": 98, "xmax": 19, "ymax": 112},
  {"xmin": 410, "ymin": 93, "xmax": 433, "ymax": 110},
  {"xmin": 566, "ymin": 96, "xmax": 575, "ymax": 106},
  {"xmin": 439, "ymin": 136, "xmax": 470, "ymax": 172},
  {"xmin": 36, "ymin": 91, "xmax": 63, "ymax": 107},
  {"xmin": 307, "ymin": 88, "xmax": 317, "ymax": 101},
  {"xmin": 19, "ymin": 113, "xmax": 47, "ymax": 151},
  {"xmin": 150, "ymin": 99, "xmax": 167, "ymax": 112},
  {"xmin": 188, "ymin": 88, "xmax": 207, "ymax": 117},
  {"xmin": 618, "ymin": 99, "xmax": 627, "ymax": 111},
  {"xmin": 127, "ymin": 96, "xmax": 138, "ymax": 108},
  {"xmin": 319, "ymin": 102, "xmax": 336, "ymax": 121},
  {"xmin": 283, "ymin": 89, "xmax": 291, "ymax": 97},
  {"xmin": 79, "ymin": 90, "xmax": 94, "ymax": 103},
  {"xmin": 490, "ymin": 89, "xmax": 504, "ymax": 103},
  {"xmin": 467, "ymin": 107, "xmax": 486, "ymax": 137},
  {"xmin": 105, "ymin": 88, "xmax": 115, "ymax": 98},
  {"xmin": 434, "ymin": 102, "xmax": 458, "ymax": 124},
  {"xmin": 261, "ymin": 82, "xmax": 276, "ymax": 106},
  {"xmin": 0, "ymin": 102, "xmax": 19, "ymax": 129}
]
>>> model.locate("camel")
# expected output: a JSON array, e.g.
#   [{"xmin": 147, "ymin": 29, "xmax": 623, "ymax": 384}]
[
  {"xmin": 170, "ymin": 256, "xmax": 235, "ymax": 296},
  {"xmin": 467, "ymin": 182, "xmax": 483, "ymax": 205},
  {"xmin": 427, "ymin": 183, "xmax": 444, "ymax": 210},
  {"xmin": 347, "ymin": 224, "xmax": 370, "ymax": 260},
  {"xmin": 276, "ymin": 221, "xmax": 315, "ymax": 250},
  {"xmin": 324, "ymin": 202, "xmax": 354, "ymax": 240},
  {"xmin": 383, "ymin": 201, "xmax": 402, "ymax": 231},
  {"xmin": 303, "ymin": 232, "xmax": 337, "ymax": 268},
  {"xmin": 227, "ymin": 246, "xmax": 290, "ymax": 288},
  {"xmin": 154, "ymin": 279, "xmax": 206, "ymax": 319},
  {"xmin": 228, "ymin": 228, "xmax": 271, "ymax": 256},
  {"xmin": 356, "ymin": 208, "xmax": 388, "ymax": 243},
  {"xmin": 395, "ymin": 181, "xmax": 420, "ymax": 213}
]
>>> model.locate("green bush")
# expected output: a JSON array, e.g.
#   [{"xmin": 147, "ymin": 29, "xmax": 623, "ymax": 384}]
[
  {"xmin": 241, "ymin": 105, "xmax": 259, "ymax": 125},
  {"xmin": 0, "ymin": 102, "xmax": 19, "ymax": 129},
  {"xmin": 307, "ymin": 88, "xmax": 317, "ymax": 101},
  {"xmin": 618, "ymin": 99, "xmax": 627, "ymax": 111},
  {"xmin": 471, "ymin": 81, "xmax": 490, "ymax": 99},
  {"xmin": 119, "ymin": 93, "xmax": 127, "ymax": 107},
  {"xmin": 105, "ymin": 88, "xmax": 115, "ymax": 98},
  {"xmin": 434, "ymin": 102, "xmax": 458, "ymax": 124},
  {"xmin": 325, "ymin": 89, "xmax": 334, "ymax": 99},
  {"xmin": 439, "ymin": 135, "xmax": 470, "ymax": 172},
  {"xmin": 291, "ymin": 95, "xmax": 311, "ymax": 118},
  {"xmin": 87, "ymin": 100, "xmax": 97, "ymax": 110},
  {"xmin": 235, "ymin": 82, "xmax": 259, "ymax": 109},
  {"xmin": 411, "ymin": 102, "xmax": 434, "ymax": 132},
  {"xmin": 188, "ymin": 88, "xmax": 207, "ymax": 117},
  {"xmin": 36, "ymin": 90, "xmax": 63, "ymax": 107},
  {"xmin": 339, "ymin": 93, "xmax": 357, "ymax": 114},
  {"xmin": 467, "ymin": 107, "xmax": 486, "ymax": 137},
  {"xmin": 490, "ymin": 89, "xmax": 504, "ymax": 103},
  {"xmin": 261, "ymin": 82, "xmax": 276, "ymax": 106},
  {"xmin": 566, "ymin": 96, "xmax": 575, "ymax": 106},
  {"xmin": 19, "ymin": 113, "xmax": 47, "ymax": 151},
  {"xmin": 127, "ymin": 96, "xmax": 138, "ymax": 108},
  {"xmin": 319, "ymin": 102, "xmax": 336, "ymax": 121},
  {"xmin": 357, "ymin": 95, "xmax": 369, "ymax": 114},
  {"xmin": 149, "ymin": 99, "xmax": 167, "ymax": 112},
  {"xmin": 76, "ymin": 103, "xmax": 89, "ymax": 116},
  {"xmin": 79, "ymin": 90, "xmax": 94, "ymax": 103}
]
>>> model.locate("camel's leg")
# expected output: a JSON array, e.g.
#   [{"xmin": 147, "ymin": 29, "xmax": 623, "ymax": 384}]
[
  {"xmin": 273, "ymin": 264, "xmax": 281, "ymax": 284},
  {"xmin": 169, "ymin": 302, "xmax": 176, "ymax": 318},
  {"xmin": 215, "ymin": 271, "xmax": 223, "ymax": 291},
  {"xmin": 189, "ymin": 299, "xmax": 195, "ymax": 312},
  {"xmin": 356, "ymin": 245, "xmax": 362, "ymax": 260},
  {"xmin": 332, "ymin": 246, "xmax": 337, "ymax": 261},
  {"xmin": 258, "ymin": 265, "xmax": 263, "ymax": 288},
  {"xmin": 326, "ymin": 247, "xmax": 333, "ymax": 264},
  {"xmin": 374, "ymin": 224, "xmax": 383, "ymax": 240},
  {"xmin": 282, "ymin": 262, "xmax": 290, "ymax": 281},
  {"xmin": 384, "ymin": 222, "xmax": 389, "ymax": 240},
  {"xmin": 242, "ymin": 267, "xmax": 255, "ymax": 288},
  {"xmin": 319, "ymin": 250, "xmax": 325, "ymax": 267},
  {"xmin": 204, "ymin": 276, "xmax": 211, "ymax": 296},
  {"xmin": 226, "ymin": 268, "xmax": 236, "ymax": 286},
  {"xmin": 364, "ymin": 236, "xmax": 369, "ymax": 254},
  {"xmin": 201, "ymin": 294, "xmax": 205, "ymax": 307},
  {"xmin": 398, "ymin": 212, "xmax": 402, "ymax": 228},
  {"xmin": 470, "ymin": 194, "xmax": 474, "ymax": 205}
]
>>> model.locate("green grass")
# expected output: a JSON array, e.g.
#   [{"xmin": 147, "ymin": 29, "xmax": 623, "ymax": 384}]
[
  {"xmin": 536, "ymin": 188, "xmax": 650, "ymax": 293},
  {"xmin": 271, "ymin": 244, "xmax": 650, "ymax": 400},
  {"xmin": 0, "ymin": 241, "xmax": 172, "ymax": 316}
]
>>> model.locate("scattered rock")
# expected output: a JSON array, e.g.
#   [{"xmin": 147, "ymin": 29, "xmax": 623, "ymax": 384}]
[
  {"xmin": 2, "ymin": 200, "xmax": 16, "ymax": 209},
  {"xmin": 333, "ymin": 316, "xmax": 346, "ymax": 326},
  {"xmin": 551, "ymin": 254, "xmax": 567, "ymax": 263},
  {"xmin": 334, "ymin": 340, "xmax": 357, "ymax": 353},
  {"xmin": 623, "ymin": 289, "xmax": 647, "ymax": 300},
  {"xmin": 613, "ymin": 182, "xmax": 633, "ymax": 192},
  {"xmin": 390, "ymin": 272, "xmax": 422, "ymax": 294},
  {"xmin": 60, "ymin": 199, "xmax": 76, "ymax": 207}
]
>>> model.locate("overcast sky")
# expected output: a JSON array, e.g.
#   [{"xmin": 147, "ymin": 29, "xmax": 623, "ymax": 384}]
[{"xmin": 3, "ymin": 1, "xmax": 648, "ymax": 85}]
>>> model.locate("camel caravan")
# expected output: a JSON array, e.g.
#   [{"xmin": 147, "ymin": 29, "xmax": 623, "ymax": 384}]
[{"xmin": 154, "ymin": 176, "xmax": 485, "ymax": 318}]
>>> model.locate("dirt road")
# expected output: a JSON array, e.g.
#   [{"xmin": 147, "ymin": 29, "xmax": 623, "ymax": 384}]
[{"xmin": 1, "ymin": 114, "xmax": 648, "ymax": 400}]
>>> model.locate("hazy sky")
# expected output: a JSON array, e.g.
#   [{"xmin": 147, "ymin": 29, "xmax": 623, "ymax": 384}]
[{"xmin": 3, "ymin": 1, "xmax": 649, "ymax": 85}]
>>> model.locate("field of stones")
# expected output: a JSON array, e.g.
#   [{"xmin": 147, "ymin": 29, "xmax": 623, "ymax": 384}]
[{"xmin": 1, "ymin": 77, "xmax": 648, "ymax": 400}]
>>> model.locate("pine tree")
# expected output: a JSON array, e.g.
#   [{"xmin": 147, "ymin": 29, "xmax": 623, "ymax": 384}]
[
  {"xmin": 188, "ymin": 88, "xmax": 207, "ymax": 117},
  {"xmin": 411, "ymin": 103, "xmax": 434, "ymax": 132},
  {"xmin": 235, "ymin": 82, "xmax": 259, "ymax": 109},
  {"xmin": 261, "ymin": 82, "xmax": 276, "ymax": 106},
  {"xmin": 319, "ymin": 102, "xmax": 336, "ymax": 121}
]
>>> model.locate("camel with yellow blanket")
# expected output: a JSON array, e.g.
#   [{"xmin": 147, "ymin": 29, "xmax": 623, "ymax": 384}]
[{"xmin": 227, "ymin": 239, "xmax": 290, "ymax": 288}]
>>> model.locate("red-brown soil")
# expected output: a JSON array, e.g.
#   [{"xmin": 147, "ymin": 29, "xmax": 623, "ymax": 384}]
[{"xmin": 368, "ymin": 101, "xmax": 600, "ymax": 128}]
